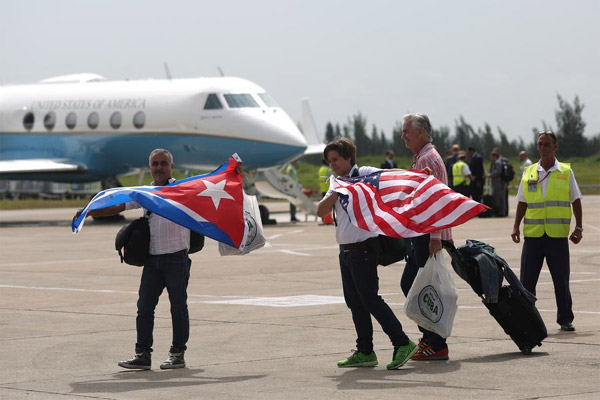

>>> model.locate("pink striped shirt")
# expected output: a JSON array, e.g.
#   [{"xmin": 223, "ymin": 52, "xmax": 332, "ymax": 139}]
[{"xmin": 411, "ymin": 143, "xmax": 453, "ymax": 241}]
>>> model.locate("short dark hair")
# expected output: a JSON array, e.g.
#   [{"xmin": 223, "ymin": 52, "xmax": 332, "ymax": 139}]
[
  {"xmin": 538, "ymin": 130, "xmax": 557, "ymax": 144},
  {"xmin": 323, "ymin": 138, "xmax": 357, "ymax": 165},
  {"xmin": 467, "ymin": 146, "xmax": 476, "ymax": 152}
]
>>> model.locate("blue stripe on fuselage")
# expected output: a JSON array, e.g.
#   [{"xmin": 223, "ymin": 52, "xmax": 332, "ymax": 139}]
[{"xmin": 0, "ymin": 132, "xmax": 306, "ymax": 182}]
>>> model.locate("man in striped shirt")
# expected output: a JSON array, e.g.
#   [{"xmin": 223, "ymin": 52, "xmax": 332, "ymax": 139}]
[
  {"xmin": 76, "ymin": 149, "xmax": 191, "ymax": 370},
  {"xmin": 400, "ymin": 113, "xmax": 453, "ymax": 361}
]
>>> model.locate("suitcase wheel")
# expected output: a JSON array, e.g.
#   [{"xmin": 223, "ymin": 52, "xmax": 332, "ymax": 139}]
[{"xmin": 521, "ymin": 347, "xmax": 532, "ymax": 355}]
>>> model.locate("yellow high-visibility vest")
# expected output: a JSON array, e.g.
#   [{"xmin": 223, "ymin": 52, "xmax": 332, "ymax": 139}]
[
  {"xmin": 522, "ymin": 163, "xmax": 572, "ymax": 238},
  {"xmin": 452, "ymin": 160, "xmax": 468, "ymax": 186},
  {"xmin": 318, "ymin": 165, "xmax": 331, "ymax": 193}
]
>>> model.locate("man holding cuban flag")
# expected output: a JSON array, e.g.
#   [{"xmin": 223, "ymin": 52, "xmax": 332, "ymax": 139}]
[{"xmin": 72, "ymin": 149, "xmax": 244, "ymax": 371}]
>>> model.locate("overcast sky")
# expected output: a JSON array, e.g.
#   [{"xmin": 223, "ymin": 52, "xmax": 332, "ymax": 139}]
[{"xmin": 1, "ymin": 0, "xmax": 598, "ymax": 145}]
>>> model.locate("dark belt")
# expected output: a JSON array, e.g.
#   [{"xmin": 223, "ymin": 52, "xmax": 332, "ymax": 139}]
[{"xmin": 339, "ymin": 237, "xmax": 379, "ymax": 251}]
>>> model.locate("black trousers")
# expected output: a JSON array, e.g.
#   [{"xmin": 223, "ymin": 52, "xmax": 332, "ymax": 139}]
[
  {"xmin": 520, "ymin": 235, "xmax": 574, "ymax": 325},
  {"xmin": 400, "ymin": 234, "xmax": 447, "ymax": 350},
  {"xmin": 453, "ymin": 183, "xmax": 470, "ymax": 198},
  {"xmin": 339, "ymin": 241, "xmax": 409, "ymax": 354},
  {"xmin": 471, "ymin": 180, "xmax": 484, "ymax": 203},
  {"xmin": 136, "ymin": 249, "xmax": 191, "ymax": 353}
]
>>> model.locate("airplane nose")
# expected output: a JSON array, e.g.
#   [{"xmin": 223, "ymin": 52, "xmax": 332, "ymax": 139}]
[{"xmin": 264, "ymin": 110, "xmax": 308, "ymax": 148}]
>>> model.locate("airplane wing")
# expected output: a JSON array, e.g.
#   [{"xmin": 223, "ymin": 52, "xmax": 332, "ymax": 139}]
[{"xmin": 0, "ymin": 159, "xmax": 87, "ymax": 174}]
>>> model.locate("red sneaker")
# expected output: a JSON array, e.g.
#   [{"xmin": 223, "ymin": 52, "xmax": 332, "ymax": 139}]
[
  {"xmin": 417, "ymin": 337, "xmax": 428, "ymax": 350},
  {"xmin": 412, "ymin": 345, "xmax": 449, "ymax": 361}
]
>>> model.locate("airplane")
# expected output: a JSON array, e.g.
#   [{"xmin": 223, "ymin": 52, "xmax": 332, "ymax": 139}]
[{"xmin": 0, "ymin": 73, "xmax": 324, "ymax": 217}]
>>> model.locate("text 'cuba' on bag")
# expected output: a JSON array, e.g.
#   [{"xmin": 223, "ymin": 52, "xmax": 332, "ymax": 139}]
[{"xmin": 404, "ymin": 250, "xmax": 459, "ymax": 338}]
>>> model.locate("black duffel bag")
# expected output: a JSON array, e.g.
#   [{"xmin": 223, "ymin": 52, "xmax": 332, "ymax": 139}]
[
  {"xmin": 115, "ymin": 215, "xmax": 205, "ymax": 266},
  {"xmin": 115, "ymin": 217, "xmax": 150, "ymax": 266}
]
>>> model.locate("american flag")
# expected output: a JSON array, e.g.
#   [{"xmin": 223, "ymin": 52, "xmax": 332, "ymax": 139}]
[{"xmin": 334, "ymin": 169, "xmax": 488, "ymax": 238}]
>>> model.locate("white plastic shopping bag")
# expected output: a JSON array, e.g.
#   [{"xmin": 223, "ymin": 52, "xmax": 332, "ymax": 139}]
[
  {"xmin": 404, "ymin": 251, "xmax": 458, "ymax": 338},
  {"xmin": 219, "ymin": 193, "xmax": 268, "ymax": 256}
]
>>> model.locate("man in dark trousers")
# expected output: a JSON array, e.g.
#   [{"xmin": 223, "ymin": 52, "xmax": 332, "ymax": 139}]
[
  {"xmin": 493, "ymin": 147, "xmax": 510, "ymax": 216},
  {"xmin": 317, "ymin": 138, "xmax": 417, "ymax": 370},
  {"xmin": 466, "ymin": 146, "xmax": 484, "ymax": 203},
  {"xmin": 380, "ymin": 149, "xmax": 398, "ymax": 169},
  {"xmin": 511, "ymin": 131, "xmax": 583, "ymax": 332},
  {"xmin": 400, "ymin": 113, "xmax": 452, "ymax": 360},
  {"xmin": 74, "ymin": 149, "xmax": 192, "ymax": 370}
]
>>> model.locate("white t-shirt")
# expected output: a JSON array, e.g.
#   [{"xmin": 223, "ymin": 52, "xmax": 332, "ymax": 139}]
[
  {"xmin": 125, "ymin": 178, "xmax": 190, "ymax": 255},
  {"xmin": 326, "ymin": 165, "xmax": 380, "ymax": 245},
  {"xmin": 516, "ymin": 159, "xmax": 582, "ymax": 203}
]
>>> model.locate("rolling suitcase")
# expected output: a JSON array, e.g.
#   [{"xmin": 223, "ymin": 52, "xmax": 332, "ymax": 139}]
[
  {"xmin": 443, "ymin": 240, "xmax": 547, "ymax": 354},
  {"xmin": 486, "ymin": 285, "xmax": 547, "ymax": 354}
]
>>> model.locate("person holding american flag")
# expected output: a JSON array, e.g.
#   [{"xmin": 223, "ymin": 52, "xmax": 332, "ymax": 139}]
[
  {"xmin": 399, "ymin": 113, "xmax": 453, "ymax": 361},
  {"xmin": 317, "ymin": 138, "xmax": 419, "ymax": 370}
]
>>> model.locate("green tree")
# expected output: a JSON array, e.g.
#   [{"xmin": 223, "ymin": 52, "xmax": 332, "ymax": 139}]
[
  {"xmin": 351, "ymin": 113, "xmax": 371, "ymax": 154},
  {"xmin": 431, "ymin": 125, "xmax": 451, "ymax": 156},
  {"xmin": 324, "ymin": 122, "xmax": 335, "ymax": 143},
  {"xmin": 555, "ymin": 95, "xmax": 587, "ymax": 157}
]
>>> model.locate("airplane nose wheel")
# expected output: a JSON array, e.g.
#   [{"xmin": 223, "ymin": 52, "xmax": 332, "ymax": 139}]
[{"xmin": 259, "ymin": 204, "xmax": 277, "ymax": 225}]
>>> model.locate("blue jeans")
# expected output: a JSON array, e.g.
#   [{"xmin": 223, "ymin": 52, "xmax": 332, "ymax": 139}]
[
  {"xmin": 339, "ymin": 241, "xmax": 409, "ymax": 354},
  {"xmin": 135, "ymin": 249, "xmax": 191, "ymax": 353},
  {"xmin": 400, "ymin": 234, "xmax": 447, "ymax": 350}
]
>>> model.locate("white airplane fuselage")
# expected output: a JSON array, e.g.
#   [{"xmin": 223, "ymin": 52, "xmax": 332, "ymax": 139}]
[{"xmin": 0, "ymin": 75, "xmax": 308, "ymax": 182}]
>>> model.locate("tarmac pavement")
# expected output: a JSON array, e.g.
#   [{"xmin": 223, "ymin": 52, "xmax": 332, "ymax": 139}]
[{"xmin": 0, "ymin": 196, "xmax": 599, "ymax": 399}]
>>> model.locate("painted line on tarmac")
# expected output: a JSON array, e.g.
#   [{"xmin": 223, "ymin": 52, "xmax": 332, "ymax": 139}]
[
  {"xmin": 0, "ymin": 284, "xmax": 241, "ymax": 299},
  {"xmin": 278, "ymin": 250, "xmax": 311, "ymax": 256},
  {"xmin": 584, "ymin": 222, "xmax": 600, "ymax": 232},
  {"xmin": 0, "ymin": 258, "xmax": 116, "ymax": 267},
  {"xmin": 3, "ymin": 284, "xmax": 600, "ymax": 313},
  {"xmin": 266, "ymin": 230, "xmax": 304, "ymax": 241}
]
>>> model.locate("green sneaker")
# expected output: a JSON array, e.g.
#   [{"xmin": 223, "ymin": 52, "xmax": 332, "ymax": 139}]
[
  {"xmin": 386, "ymin": 340, "xmax": 418, "ymax": 370},
  {"xmin": 337, "ymin": 350, "xmax": 378, "ymax": 368}
]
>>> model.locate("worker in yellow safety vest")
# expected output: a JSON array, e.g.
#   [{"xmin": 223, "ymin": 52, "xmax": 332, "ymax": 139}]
[
  {"xmin": 511, "ymin": 131, "xmax": 583, "ymax": 332},
  {"xmin": 451, "ymin": 151, "xmax": 473, "ymax": 197}
]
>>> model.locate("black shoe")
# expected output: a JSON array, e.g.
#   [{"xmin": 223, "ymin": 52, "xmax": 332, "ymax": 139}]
[
  {"xmin": 160, "ymin": 351, "xmax": 186, "ymax": 369},
  {"xmin": 560, "ymin": 323, "xmax": 575, "ymax": 332},
  {"xmin": 118, "ymin": 351, "xmax": 151, "ymax": 370}
]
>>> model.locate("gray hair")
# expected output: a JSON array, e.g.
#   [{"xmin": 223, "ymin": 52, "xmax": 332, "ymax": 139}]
[
  {"xmin": 403, "ymin": 113, "xmax": 433, "ymax": 142},
  {"xmin": 148, "ymin": 148, "xmax": 174, "ymax": 165}
]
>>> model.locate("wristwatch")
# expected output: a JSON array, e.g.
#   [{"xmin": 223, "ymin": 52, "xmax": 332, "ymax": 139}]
[{"xmin": 575, "ymin": 226, "xmax": 583, "ymax": 232}]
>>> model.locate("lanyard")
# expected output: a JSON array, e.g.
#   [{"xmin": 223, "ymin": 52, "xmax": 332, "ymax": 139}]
[{"xmin": 531, "ymin": 170, "xmax": 551, "ymax": 186}]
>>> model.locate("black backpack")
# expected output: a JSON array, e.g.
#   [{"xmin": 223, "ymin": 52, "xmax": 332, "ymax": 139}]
[
  {"xmin": 115, "ymin": 214, "xmax": 205, "ymax": 267},
  {"xmin": 500, "ymin": 159, "xmax": 515, "ymax": 182},
  {"xmin": 115, "ymin": 217, "xmax": 150, "ymax": 266},
  {"xmin": 377, "ymin": 235, "xmax": 412, "ymax": 266}
]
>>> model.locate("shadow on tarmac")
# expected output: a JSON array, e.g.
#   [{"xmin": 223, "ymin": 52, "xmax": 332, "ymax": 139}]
[
  {"xmin": 69, "ymin": 368, "xmax": 267, "ymax": 394},
  {"xmin": 327, "ymin": 362, "xmax": 501, "ymax": 392}
]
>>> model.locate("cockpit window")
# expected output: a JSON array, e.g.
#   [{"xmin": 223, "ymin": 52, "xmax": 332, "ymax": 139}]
[
  {"xmin": 223, "ymin": 94, "xmax": 260, "ymax": 108},
  {"xmin": 204, "ymin": 93, "xmax": 223, "ymax": 110},
  {"xmin": 258, "ymin": 93, "xmax": 278, "ymax": 107}
]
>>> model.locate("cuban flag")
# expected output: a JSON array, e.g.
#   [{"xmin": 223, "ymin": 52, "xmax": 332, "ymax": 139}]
[
  {"xmin": 72, "ymin": 154, "xmax": 247, "ymax": 249},
  {"xmin": 334, "ymin": 169, "xmax": 488, "ymax": 238}
]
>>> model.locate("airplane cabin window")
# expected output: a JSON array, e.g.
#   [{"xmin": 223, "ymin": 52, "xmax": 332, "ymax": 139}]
[
  {"xmin": 110, "ymin": 111, "xmax": 122, "ymax": 129},
  {"xmin": 258, "ymin": 93, "xmax": 279, "ymax": 107},
  {"xmin": 204, "ymin": 93, "xmax": 223, "ymax": 110},
  {"xmin": 87, "ymin": 112, "xmax": 99, "ymax": 129},
  {"xmin": 133, "ymin": 111, "xmax": 145, "ymax": 129},
  {"xmin": 223, "ymin": 94, "xmax": 260, "ymax": 108},
  {"xmin": 66, "ymin": 112, "xmax": 77, "ymax": 129},
  {"xmin": 44, "ymin": 111, "xmax": 56, "ymax": 130},
  {"xmin": 23, "ymin": 112, "xmax": 34, "ymax": 130}
]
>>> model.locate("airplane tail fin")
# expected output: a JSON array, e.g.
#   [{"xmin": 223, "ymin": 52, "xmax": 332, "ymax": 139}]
[{"xmin": 301, "ymin": 98, "xmax": 325, "ymax": 155}]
